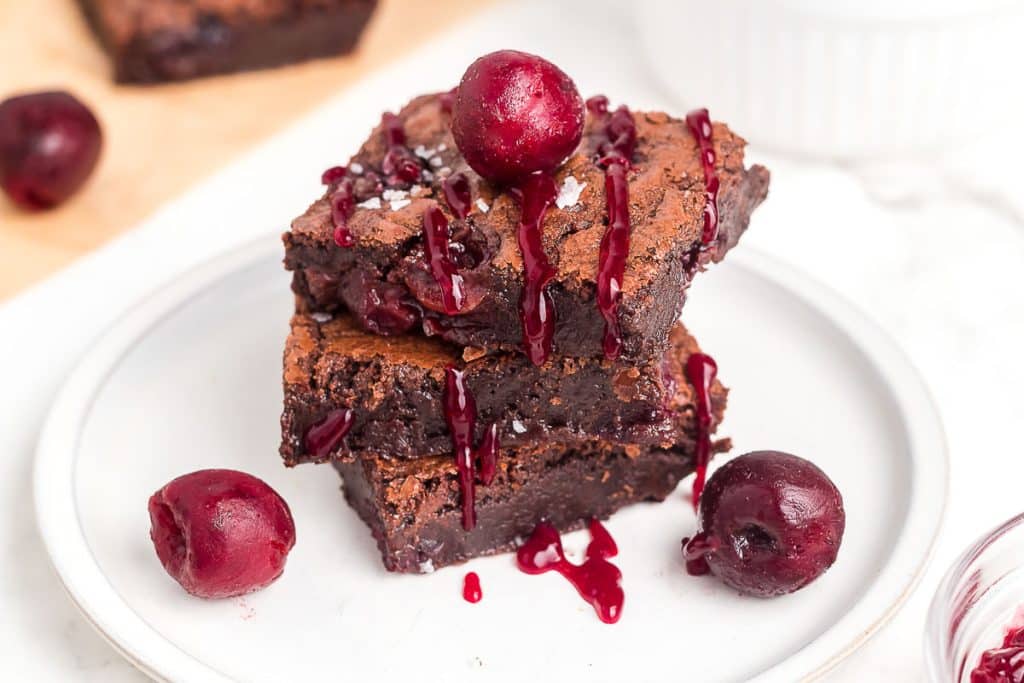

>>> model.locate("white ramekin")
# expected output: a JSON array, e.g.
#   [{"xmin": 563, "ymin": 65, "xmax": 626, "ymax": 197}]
[{"xmin": 639, "ymin": 0, "xmax": 1024, "ymax": 159}]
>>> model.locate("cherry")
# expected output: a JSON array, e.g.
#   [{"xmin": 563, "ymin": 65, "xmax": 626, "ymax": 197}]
[
  {"xmin": 0, "ymin": 91, "xmax": 102, "ymax": 210},
  {"xmin": 148, "ymin": 469, "xmax": 296, "ymax": 599},
  {"xmin": 452, "ymin": 50, "xmax": 584, "ymax": 185},
  {"xmin": 683, "ymin": 451, "xmax": 845, "ymax": 598},
  {"xmin": 970, "ymin": 626, "xmax": 1024, "ymax": 682},
  {"xmin": 338, "ymin": 270, "xmax": 421, "ymax": 336}
]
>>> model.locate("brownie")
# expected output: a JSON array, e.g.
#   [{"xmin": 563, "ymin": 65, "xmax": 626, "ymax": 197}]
[
  {"xmin": 336, "ymin": 421, "xmax": 729, "ymax": 573},
  {"xmin": 78, "ymin": 0, "xmax": 378, "ymax": 83},
  {"xmin": 281, "ymin": 312, "xmax": 727, "ymax": 465},
  {"xmin": 284, "ymin": 92, "xmax": 770, "ymax": 360}
]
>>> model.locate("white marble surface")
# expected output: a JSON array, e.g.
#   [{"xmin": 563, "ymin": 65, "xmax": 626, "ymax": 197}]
[{"xmin": 2, "ymin": 2, "xmax": 1023, "ymax": 680}]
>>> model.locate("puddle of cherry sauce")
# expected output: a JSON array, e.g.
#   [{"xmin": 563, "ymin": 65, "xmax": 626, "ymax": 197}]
[
  {"xmin": 462, "ymin": 572, "xmax": 482, "ymax": 603},
  {"xmin": 685, "ymin": 352, "xmax": 717, "ymax": 510},
  {"xmin": 516, "ymin": 519, "xmax": 623, "ymax": 624}
]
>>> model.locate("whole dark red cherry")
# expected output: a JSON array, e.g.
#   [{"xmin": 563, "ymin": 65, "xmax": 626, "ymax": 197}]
[
  {"xmin": 452, "ymin": 50, "xmax": 584, "ymax": 185},
  {"xmin": 683, "ymin": 451, "xmax": 845, "ymax": 598},
  {"xmin": 0, "ymin": 91, "xmax": 103, "ymax": 210},
  {"xmin": 148, "ymin": 469, "xmax": 296, "ymax": 599}
]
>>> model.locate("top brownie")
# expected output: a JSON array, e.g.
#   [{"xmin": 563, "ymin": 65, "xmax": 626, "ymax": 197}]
[
  {"xmin": 78, "ymin": 0, "xmax": 378, "ymax": 83},
  {"xmin": 284, "ymin": 93, "xmax": 769, "ymax": 362}
]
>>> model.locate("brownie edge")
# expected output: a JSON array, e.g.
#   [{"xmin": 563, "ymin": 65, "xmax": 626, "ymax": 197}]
[
  {"xmin": 335, "ymin": 436, "xmax": 730, "ymax": 573},
  {"xmin": 280, "ymin": 312, "xmax": 727, "ymax": 465},
  {"xmin": 78, "ymin": 0, "xmax": 378, "ymax": 83}
]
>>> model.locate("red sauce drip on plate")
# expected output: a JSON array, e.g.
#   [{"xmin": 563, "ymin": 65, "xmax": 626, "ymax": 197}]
[
  {"xmin": 590, "ymin": 98, "xmax": 638, "ymax": 360},
  {"xmin": 516, "ymin": 519, "xmax": 624, "ymax": 624},
  {"xmin": 970, "ymin": 624, "xmax": 1024, "ymax": 682},
  {"xmin": 685, "ymin": 353, "xmax": 717, "ymax": 509},
  {"xmin": 421, "ymin": 206, "xmax": 466, "ymax": 315},
  {"xmin": 442, "ymin": 366, "xmax": 501, "ymax": 530},
  {"xmin": 463, "ymin": 572, "xmax": 482, "ymax": 603},
  {"xmin": 511, "ymin": 172, "xmax": 559, "ymax": 366},
  {"xmin": 303, "ymin": 408, "xmax": 354, "ymax": 459},
  {"xmin": 685, "ymin": 108, "xmax": 720, "ymax": 246}
]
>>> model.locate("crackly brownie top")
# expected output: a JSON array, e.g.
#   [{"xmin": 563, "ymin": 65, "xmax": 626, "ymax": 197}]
[
  {"xmin": 290, "ymin": 92, "xmax": 766, "ymax": 302},
  {"xmin": 84, "ymin": 0, "xmax": 371, "ymax": 45}
]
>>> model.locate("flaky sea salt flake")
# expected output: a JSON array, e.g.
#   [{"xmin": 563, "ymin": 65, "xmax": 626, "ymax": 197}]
[{"xmin": 555, "ymin": 175, "xmax": 587, "ymax": 209}]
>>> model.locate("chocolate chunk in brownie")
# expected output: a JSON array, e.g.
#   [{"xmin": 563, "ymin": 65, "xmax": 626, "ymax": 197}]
[
  {"xmin": 284, "ymin": 93, "xmax": 769, "ymax": 360},
  {"xmin": 335, "ymin": 427, "xmax": 729, "ymax": 573},
  {"xmin": 78, "ymin": 0, "xmax": 378, "ymax": 83},
  {"xmin": 280, "ymin": 311, "xmax": 727, "ymax": 465}
]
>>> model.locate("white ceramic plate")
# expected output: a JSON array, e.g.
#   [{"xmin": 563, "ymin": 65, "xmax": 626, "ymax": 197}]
[{"xmin": 34, "ymin": 236, "xmax": 947, "ymax": 683}]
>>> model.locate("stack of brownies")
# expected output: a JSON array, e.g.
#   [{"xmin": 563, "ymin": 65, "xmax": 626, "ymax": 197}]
[{"xmin": 279, "ymin": 92, "xmax": 769, "ymax": 573}]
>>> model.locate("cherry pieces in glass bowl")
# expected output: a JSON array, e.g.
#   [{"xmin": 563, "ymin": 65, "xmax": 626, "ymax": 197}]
[
  {"xmin": 926, "ymin": 512, "xmax": 1024, "ymax": 682},
  {"xmin": 0, "ymin": 90, "xmax": 102, "ymax": 210}
]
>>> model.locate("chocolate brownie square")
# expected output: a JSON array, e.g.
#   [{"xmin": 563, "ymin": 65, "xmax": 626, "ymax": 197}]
[
  {"xmin": 78, "ymin": 0, "xmax": 378, "ymax": 83},
  {"xmin": 280, "ymin": 312, "xmax": 727, "ymax": 466},
  {"xmin": 284, "ymin": 93, "xmax": 769, "ymax": 361}
]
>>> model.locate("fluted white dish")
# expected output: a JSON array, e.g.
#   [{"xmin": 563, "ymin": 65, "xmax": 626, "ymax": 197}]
[{"xmin": 640, "ymin": 0, "xmax": 1024, "ymax": 159}]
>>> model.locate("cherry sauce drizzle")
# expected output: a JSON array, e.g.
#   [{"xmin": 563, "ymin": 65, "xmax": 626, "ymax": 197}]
[
  {"xmin": 511, "ymin": 172, "xmax": 559, "ymax": 366},
  {"xmin": 324, "ymin": 113, "xmax": 424, "ymax": 248},
  {"xmin": 380, "ymin": 112, "xmax": 421, "ymax": 185},
  {"xmin": 516, "ymin": 519, "xmax": 623, "ymax": 624},
  {"xmin": 970, "ymin": 624, "xmax": 1024, "ymax": 682},
  {"xmin": 303, "ymin": 408, "xmax": 354, "ymax": 459},
  {"xmin": 588, "ymin": 95, "xmax": 639, "ymax": 360},
  {"xmin": 685, "ymin": 352, "xmax": 717, "ymax": 509},
  {"xmin": 442, "ymin": 172, "xmax": 473, "ymax": 221},
  {"xmin": 684, "ymin": 108, "xmax": 720, "ymax": 246},
  {"xmin": 325, "ymin": 170, "xmax": 356, "ymax": 248},
  {"xmin": 463, "ymin": 572, "xmax": 483, "ymax": 603},
  {"xmin": 422, "ymin": 206, "xmax": 466, "ymax": 314},
  {"xmin": 442, "ymin": 366, "xmax": 501, "ymax": 530}
]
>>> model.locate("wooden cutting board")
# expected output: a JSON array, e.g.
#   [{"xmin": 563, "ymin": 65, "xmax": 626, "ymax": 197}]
[{"xmin": 0, "ymin": 0, "xmax": 491, "ymax": 300}]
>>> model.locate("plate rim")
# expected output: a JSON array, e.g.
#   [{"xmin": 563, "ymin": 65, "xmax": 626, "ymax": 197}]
[{"xmin": 33, "ymin": 234, "xmax": 948, "ymax": 683}]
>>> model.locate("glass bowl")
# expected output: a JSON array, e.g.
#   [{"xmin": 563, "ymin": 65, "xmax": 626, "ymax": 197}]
[{"xmin": 926, "ymin": 512, "xmax": 1024, "ymax": 681}]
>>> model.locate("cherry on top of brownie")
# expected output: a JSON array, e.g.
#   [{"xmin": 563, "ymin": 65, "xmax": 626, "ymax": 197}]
[{"xmin": 285, "ymin": 90, "xmax": 769, "ymax": 361}]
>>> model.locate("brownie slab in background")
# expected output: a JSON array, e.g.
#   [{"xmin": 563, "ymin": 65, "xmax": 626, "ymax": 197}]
[
  {"xmin": 78, "ymin": 0, "xmax": 378, "ymax": 83},
  {"xmin": 336, "ymin": 422, "xmax": 729, "ymax": 573},
  {"xmin": 281, "ymin": 312, "xmax": 727, "ymax": 465},
  {"xmin": 284, "ymin": 93, "xmax": 770, "ymax": 361}
]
